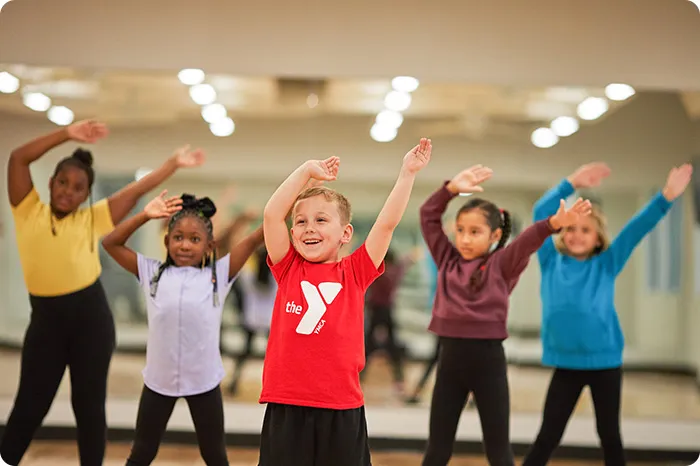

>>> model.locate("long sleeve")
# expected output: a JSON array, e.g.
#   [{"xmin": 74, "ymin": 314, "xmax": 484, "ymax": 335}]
[
  {"xmin": 419, "ymin": 182, "xmax": 458, "ymax": 269},
  {"xmin": 533, "ymin": 179, "xmax": 575, "ymax": 268},
  {"xmin": 494, "ymin": 219, "xmax": 556, "ymax": 280},
  {"xmin": 604, "ymin": 192, "xmax": 673, "ymax": 276}
]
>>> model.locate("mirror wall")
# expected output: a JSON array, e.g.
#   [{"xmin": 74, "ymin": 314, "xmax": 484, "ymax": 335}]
[{"xmin": 0, "ymin": 63, "xmax": 698, "ymax": 424}]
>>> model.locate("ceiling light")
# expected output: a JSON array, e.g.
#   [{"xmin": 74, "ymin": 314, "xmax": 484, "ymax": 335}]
[
  {"xmin": 0, "ymin": 0, "xmax": 14, "ymax": 12},
  {"xmin": 531, "ymin": 127, "xmax": 559, "ymax": 149},
  {"xmin": 576, "ymin": 97, "xmax": 608, "ymax": 121},
  {"xmin": 134, "ymin": 167, "xmax": 153, "ymax": 181},
  {"xmin": 370, "ymin": 123, "xmax": 398, "ymax": 143},
  {"xmin": 391, "ymin": 76, "xmax": 419, "ymax": 93},
  {"xmin": 307, "ymin": 93, "xmax": 319, "ymax": 108},
  {"xmin": 201, "ymin": 103, "xmax": 227, "ymax": 124},
  {"xmin": 0, "ymin": 71, "xmax": 19, "ymax": 93},
  {"xmin": 23, "ymin": 92, "xmax": 51, "ymax": 112},
  {"xmin": 550, "ymin": 116, "xmax": 579, "ymax": 137},
  {"xmin": 384, "ymin": 91, "xmax": 412, "ymax": 112},
  {"xmin": 189, "ymin": 84, "xmax": 216, "ymax": 105},
  {"xmin": 47, "ymin": 106, "xmax": 74, "ymax": 126},
  {"xmin": 178, "ymin": 69, "xmax": 205, "ymax": 86},
  {"xmin": 688, "ymin": 0, "xmax": 700, "ymax": 12},
  {"xmin": 375, "ymin": 110, "xmax": 404, "ymax": 129},
  {"xmin": 605, "ymin": 83, "xmax": 635, "ymax": 101},
  {"xmin": 210, "ymin": 117, "xmax": 235, "ymax": 137}
]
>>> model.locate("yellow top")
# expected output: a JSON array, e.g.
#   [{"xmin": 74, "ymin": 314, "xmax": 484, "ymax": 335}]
[{"xmin": 11, "ymin": 187, "xmax": 115, "ymax": 297}]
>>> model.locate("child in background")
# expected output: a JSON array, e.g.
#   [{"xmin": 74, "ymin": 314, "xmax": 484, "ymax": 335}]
[
  {"xmin": 258, "ymin": 139, "xmax": 432, "ymax": 466},
  {"xmin": 102, "ymin": 190, "xmax": 264, "ymax": 466},
  {"xmin": 523, "ymin": 162, "xmax": 693, "ymax": 466},
  {"xmin": 420, "ymin": 164, "xmax": 591, "ymax": 466}
]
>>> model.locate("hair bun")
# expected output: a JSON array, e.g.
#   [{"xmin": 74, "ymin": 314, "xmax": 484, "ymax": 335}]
[
  {"xmin": 71, "ymin": 148, "xmax": 94, "ymax": 167},
  {"xmin": 180, "ymin": 193, "xmax": 217, "ymax": 218}
]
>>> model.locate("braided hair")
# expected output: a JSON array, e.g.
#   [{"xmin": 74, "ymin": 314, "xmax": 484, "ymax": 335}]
[
  {"xmin": 51, "ymin": 148, "xmax": 96, "ymax": 251},
  {"xmin": 456, "ymin": 198, "xmax": 512, "ymax": 292},
  {"xmin": 149, "ymin": 194, "xmax": 220, "ymax": 305}
]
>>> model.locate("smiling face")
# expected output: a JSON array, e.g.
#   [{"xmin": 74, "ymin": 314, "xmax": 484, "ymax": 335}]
[
  {"xmin": 49, "ymin": 165, "xmax": 91, "ymax": 216},
  {"xmin": 290, "ymin": 192, "xmax": 353, "ymax": 263},
  {"xmin": 557, "ymin": 208, "xmax": 609, "ymax": 259},
  {"xmin": 164, "ymin": 214, "xmax": 215, "ymax": 267}
]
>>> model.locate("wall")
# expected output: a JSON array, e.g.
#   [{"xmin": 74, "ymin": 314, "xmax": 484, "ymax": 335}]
[{"xmin": 0, "ymin": 92, "xmax": 697, "ymax": 372}]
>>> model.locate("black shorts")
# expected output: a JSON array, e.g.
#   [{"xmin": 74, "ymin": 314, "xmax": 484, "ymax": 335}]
[{"xmin": 258, "ymin": 403, "xmax": 371, "ymax": 466}]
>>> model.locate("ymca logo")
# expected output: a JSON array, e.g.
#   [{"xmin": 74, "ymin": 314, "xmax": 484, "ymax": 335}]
[{"xmin": 285, "ymin": 281, "xmax": 342, "ymax": 335}]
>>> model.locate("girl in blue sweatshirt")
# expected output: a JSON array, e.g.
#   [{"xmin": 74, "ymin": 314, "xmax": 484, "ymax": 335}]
[{"xmin": 523, "ymin": 162, "xmax": 693, "ymax": 466}]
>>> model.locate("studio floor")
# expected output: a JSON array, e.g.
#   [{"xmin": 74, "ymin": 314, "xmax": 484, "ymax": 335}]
[
  {"xmin": 18, "ymin": 442, "xmax": 662, "ymax": 466},
  {"xmin": 0, "ymin": 349, "xmax": 697, "ymax": 421}
]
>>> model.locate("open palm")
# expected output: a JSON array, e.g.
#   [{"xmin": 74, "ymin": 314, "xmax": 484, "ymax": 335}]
[
  {"xmin": 403, "ymin": 138, "xmax": 432, "ymax": 174},
  {"xmin": 552, "ymin": 198, "xmax": 592, "ymax": 228},
  {"xmin": 67, "ymin": 120, "xmax": 109, "ymax": 143},
  {"xmin": 307, "ymin": 156, "xmax": 339, "ymax": 181},
  {"xmin": 569, "ymin": 162, "xmax": 611, "ymax": 189},
  {"xmin": 174, "ymin": 145, "xmax": 206, "ymax": 168},
  {"xmin": 662, "ymin": 163, "xmax": 693, "ymax": 201},
  {"xmin": 144, "ymin": 190, "xmax": 183, "ymax": 219},
  {"xmin": 449, "ymin": 165, "xmax": 493, "ymax": 193}
]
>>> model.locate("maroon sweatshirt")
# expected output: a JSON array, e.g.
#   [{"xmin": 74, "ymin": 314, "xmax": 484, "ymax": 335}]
[{"xmin": 419, "ymin": 183, "xmax": 556, "ymax": 340}]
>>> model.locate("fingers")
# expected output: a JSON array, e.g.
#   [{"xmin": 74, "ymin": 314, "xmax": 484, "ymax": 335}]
[{"xmin": 158, "ymin": 189, "xmax": 169, "ymax": 199}]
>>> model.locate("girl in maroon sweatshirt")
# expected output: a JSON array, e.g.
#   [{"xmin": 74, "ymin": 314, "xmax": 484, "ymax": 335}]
[{"xmin": 419, "ymin": 165, "xmax": 591, "ymax": 466}]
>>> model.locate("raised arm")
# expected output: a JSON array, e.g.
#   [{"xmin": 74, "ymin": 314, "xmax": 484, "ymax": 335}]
[
  {"xmin": 500, "ymin": 198, "xmax": 591, "ymax": 279},
  {"xmin": 215, "ymin": 208, "xmax": 259, "ymax": 255},
  {"xmin": 534, "ymin": 162, "xmax": 610, "ymax": 266},
  {"xmin": 7, "ymin": 121, "xmax": 108, "ymax": 206},
  {"xmin": 228, "ymin": 225, "xmax": 265, "ymax": 280},
  {"xmin": 606, "ymin": 164, "xmax": 692, "ymax": 275},
  {"xmin": 106, "ymin": 145, "xmax": 205, "ymax": 225},
  {"xmin": 263, "ymin": 157, "xmax": 338, "ymax": 264},
  {"xmin": 421, "ymin": 164, "xmax": 493, "ymax": 268},
  {"xmin": 102, "ymin": 190, "xmax": 183, "ymax": 276}
]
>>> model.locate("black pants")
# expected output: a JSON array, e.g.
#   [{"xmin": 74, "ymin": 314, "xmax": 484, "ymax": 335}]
[
  {"xmin": 126, "ymin": 385, "xmax": 228, "ymax": 466},
  {"xmin": 0, "ymin": 280, "xmax": 115, "ymax": 466},
  {"xmin": 422, "ymin": 337, "xmax": 513, "ymax": 466},
  {"xmin": 523, "ymin": 367, "xmax": 625, "ymax": 466},
  {"xmin": 259, "ymin": 403, "xmax": 371, "ymax": 466},
  {"xmin": 361, "ymin": 305, "xmax": 404, "ymax": 383}
]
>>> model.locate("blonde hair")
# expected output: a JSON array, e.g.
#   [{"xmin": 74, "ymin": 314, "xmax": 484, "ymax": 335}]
[
  {"xmin": 553, "ymin": 204, "xmax": 611, "ymax": 257},
  {"xmin": 293, "ymin": 186, "xmax": 352, "ymax": 224}
]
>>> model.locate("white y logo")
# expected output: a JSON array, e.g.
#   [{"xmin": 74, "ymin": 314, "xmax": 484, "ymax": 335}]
[{"xmin": 296, "ymin": 281, "xmax": 342, "ymax": 335}]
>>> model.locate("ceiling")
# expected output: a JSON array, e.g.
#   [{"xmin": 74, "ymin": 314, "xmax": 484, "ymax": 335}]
[{"xmin": 0, "ymin": 64, "xmax": 641, "ymax": 141}]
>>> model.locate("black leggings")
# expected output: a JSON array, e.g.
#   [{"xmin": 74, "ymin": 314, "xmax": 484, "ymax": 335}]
[
  {"xmin": 126, "ymin": 385, "xmax": 228, "ymax": 466},
  {"xmin": 523, "ymin": 367, "xmax": 625, "ymax": 466},
  {"xmin": 422, "ymin": 337, "xmax": 513, "ymax": 466},
  {"xmin": 0, "ymin": 280, "xmax": 115, "ymax": 466},
  {"xmin": 361, "ymin": 304, "xmax": 404, "ymax": 384}
]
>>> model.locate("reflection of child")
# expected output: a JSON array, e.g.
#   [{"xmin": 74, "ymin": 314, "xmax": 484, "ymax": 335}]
[
  {"xmin": 103, "ymin": 191, "xmax": 263, "ymax": 465},
  {"xmin": 259, "ymin": 139, "xmax": 431, "ymax": 465}
]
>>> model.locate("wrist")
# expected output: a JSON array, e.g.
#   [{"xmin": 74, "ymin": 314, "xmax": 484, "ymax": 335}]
[
  {"xmin": 661, "ymin": 187, "xmax": 674, "ymax": 202},
  {"xmin": 566, "ymin": 176, "xmax": 580, "ymax": 189},
  {"xmin": 445, "ymin": 180, "xmax": 459, "ymax": 194},
  {"xmin": 399, "ymin": 166, "xmax": 417, "ymax": 179},
  {"xmin": 548, "ymin": 215, "xmax": 561, "ymax": 231}
]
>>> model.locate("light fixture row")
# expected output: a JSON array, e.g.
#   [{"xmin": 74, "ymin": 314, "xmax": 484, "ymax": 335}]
[
  {"xmin": 370, "ymin": 76, "xmax": 419, "ymax": 143},
  {"xmin": 531, "ymin": 83, "xmax": 636, "ymax": 149},
  {"xmin": 0, "ymin": 71, "xmax": 76, "ymax": 126},
  {"xmin": 178, "ymin": 68, "xmax": 235, "ymax": 137}
]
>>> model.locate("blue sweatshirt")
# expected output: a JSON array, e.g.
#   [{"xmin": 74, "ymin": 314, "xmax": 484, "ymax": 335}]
[{"xmin": 534, "ymin": 179, "xmax": 673, "ymax": 370}]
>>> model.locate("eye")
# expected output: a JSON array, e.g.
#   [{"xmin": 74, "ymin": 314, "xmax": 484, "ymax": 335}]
[
  {"xmin": 317, "ymin": 217, "xmax": 326, "ymax": 223},
  {"xmin": 174, "ymin": 234, "xmax": 183, "ymax": 241},
  {"xmin": 296, "ymin": 219, "xmax": 305, "ymax": 225},
  {"xmin": 191, "ymin": 237, "xmax": 200, "ymax": 243}
]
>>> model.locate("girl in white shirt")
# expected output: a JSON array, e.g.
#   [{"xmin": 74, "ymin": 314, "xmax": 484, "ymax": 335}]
[{"xmin": 102, "ymin": 191, "xmax": 263, "ymax": 466}]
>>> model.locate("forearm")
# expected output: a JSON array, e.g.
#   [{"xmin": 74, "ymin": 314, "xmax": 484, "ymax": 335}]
[
  {"xmin": 229, "ymin": 226, "xmax": 265, "ymax": 278},
  {"xmin": 103, "ymin": 211, "xmax": 150, "ymax": 247},
  {"xmin": 11, "ymin": 128, "xmax": 70, "ymax": 165},
  {"xmin": 498, "ymin": 219, "xmax": 555, "ymax": 277},
  {"xmin": 264, "ymin": 163, "xmax": 311, "ymax": 223}
]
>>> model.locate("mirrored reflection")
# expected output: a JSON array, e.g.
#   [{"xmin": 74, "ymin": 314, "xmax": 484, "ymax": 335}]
[{"xmin": 0, "ymin": 63, "xmax": 698, "ymax": 426}]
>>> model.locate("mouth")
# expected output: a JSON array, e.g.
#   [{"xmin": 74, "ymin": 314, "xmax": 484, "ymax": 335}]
[
  {"xmin": 174, "ymin": 253, "xmax": 194, "ymax": 262},
  {"xmin": 302, "ymin": 239, "xmax": 322, "ymax": 246}
]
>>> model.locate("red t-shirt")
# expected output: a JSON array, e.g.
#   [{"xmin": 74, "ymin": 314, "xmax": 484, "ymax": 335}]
[{"xmin": 259, "ymin": 243, "xmax": 384, "ymax": 410}]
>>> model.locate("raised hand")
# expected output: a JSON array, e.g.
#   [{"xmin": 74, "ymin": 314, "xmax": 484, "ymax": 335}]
[
  {"xmin": 144, "ymin": 190, "xmax": 183, "ymax": 219},
  {"xmin": 402, "ymin": 138, "xmax": 432, "ymax": 175},
  {"xmin": 66, "ymin": 120, "xmax": 109, "ymax": 143},
  {"xmin": 662, "ymin": 163, "xmax": 693, "ymax": 201},
  {"xmin": 567, "ymin": 162, "xmax": 611, "ymax": 189},
  {"xmin": 174, "ymin": 145, "xmax": 206, "ymax": 168},
  {"xmin": 549, "ymin": 197, "xmax": 592, "ymax": 230},
  {"xmin": 306, "ymin": 156, "xmax": 339, "ymax": 182},
  {"xmin": 447, "ymin": 164, "xmax": 493, "ymax": 194}
]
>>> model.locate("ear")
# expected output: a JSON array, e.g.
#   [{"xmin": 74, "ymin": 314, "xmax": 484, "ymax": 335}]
[
  {"xmin": 207, "ymin": 239, "xmax": 216, "ymax": 255},
  {"xmin": 48, "ymin": 177, "xmax": 53, "ymax": 191},
  {"xmin": 163, "ymin": 233, "xmax": 169, "ymax": 249},
  {"xmin": 340, "ymin": 223, "xmax": 354, "ymax": 245},
  {"xmin": 491, "ymin": 228, "xmax": 503, "ymax": 244}
]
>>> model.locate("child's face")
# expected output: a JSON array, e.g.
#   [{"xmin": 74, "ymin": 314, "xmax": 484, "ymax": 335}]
[
  {"xmin": 49, "ymin": 166, "xmax": 90, "ymax": 216},
  {"xmin": 164, "ymin": 216, "xmax": 214, "ymax": 267},
  {"xmin": 560, "ymin": 215, "xmax": 601, "ymax": 259},
  {"xmin": 454, "ymin": 209, "xmax": 502, "ymax": 261},
  {"xmin": 291, "ymin": 195, "xmax": 353, "ymax": 263}
]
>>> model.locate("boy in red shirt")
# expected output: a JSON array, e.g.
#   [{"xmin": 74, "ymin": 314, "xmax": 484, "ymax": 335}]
[{"xmin": 258, "ymin": 139, "xmax": 432, "ymax": 466}]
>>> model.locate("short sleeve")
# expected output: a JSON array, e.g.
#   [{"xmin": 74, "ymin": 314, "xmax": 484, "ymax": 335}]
[
  {"xmin": 216, "ymin": 254, "xmax": 238, "ymax": 297},
  {"xmin": 267, "ymin": 245, "xmax": 299, "ymax": 283},
  {"xmin": 10, "ymin": 187, "xmax": 42, "ymax": 222},
  {"xmin": 137, "ymin": 253, "xmax": 161, "ymax": 289},
  {"xmin": 348, "ymin": 244, "xmax": 385, "ymax": 290},
  {"xmin": 90, "ymin": 198, "xmax": 115, "ymax": 238}
]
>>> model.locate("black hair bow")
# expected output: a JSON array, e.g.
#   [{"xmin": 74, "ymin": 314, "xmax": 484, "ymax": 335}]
[{"xmin": 180, "ymin": 193, "xmax": 217, "ymax": 218}]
